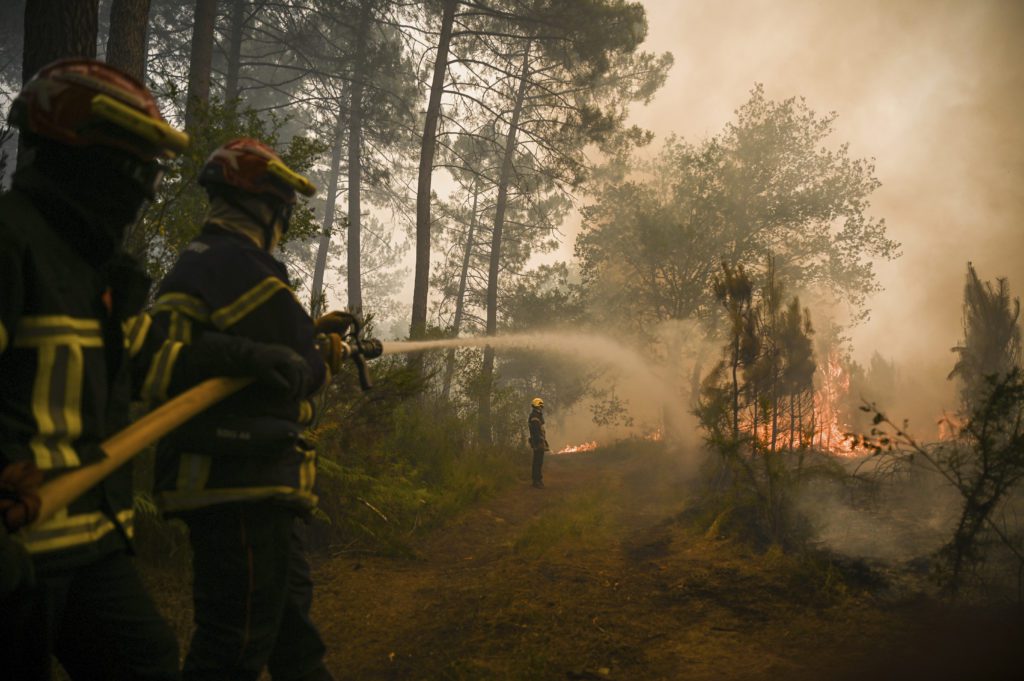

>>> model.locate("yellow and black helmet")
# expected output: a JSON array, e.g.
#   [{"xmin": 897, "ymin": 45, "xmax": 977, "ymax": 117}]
[
  {"xmin": 199, "ymin": 138, "xmax": 316, "ymax": 205},
  {"xmin": 9, "ymin": 58, "xmax": 188, "ymax": 160},
  {"xmin": 531, "ymin": 397, "xmax": 544, "ymax": 409}
]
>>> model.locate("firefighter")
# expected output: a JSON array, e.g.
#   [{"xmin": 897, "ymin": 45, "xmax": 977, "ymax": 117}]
[
  {"xmin": 0, "ymin": 59, "xmax": 313, "ymax": 680},
  {"xmin": 528, "ymin": 397, "xmax": 550, "ymax": 488},
  {"xmin": 149, "ymin": 137, "xmax": 339, "ymax": 681}
]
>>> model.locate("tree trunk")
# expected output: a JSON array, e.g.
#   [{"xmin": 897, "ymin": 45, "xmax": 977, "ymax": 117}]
[
  {"xmin": 224, "ymin": 0, "xmax": 245, "ymax": 102},
  {"xmin": 106, "ymin": 0, "xmax": 149, "ymax": 81},
  {"xmin": 184, "ymin": 0, "xmax": 216, "ymax": 130},
  {"xmin": 22, "ymin": 0, "xmax": 98, "ymax": 83},
  {"xmin": 20, "ymin": 0, "xmax": 98, "ymax": 168},
  {"xmin": 731, "ymin": 336, "xmax": 740, "ymax": 441},
  {"xmin": 789, "ymin": 393, "xmax": 795, "ymax": 449},
  {"xmin": 477, "ymin": 44, "xmax": 531, "ymax": 445},
  {"xmin": 346, "ymin": 2, "xmax": 371, "ymax": 311},
  {"xmin": 309, "ymin": 105, "xmax": 347, "ymax": 317},
  {"xmin": 440, "ymin": 178, "xmax": 480, "ymax": 400},
  {"xmin": 409, "ymin": 0, "xmax": 456, "ymax": 344}
]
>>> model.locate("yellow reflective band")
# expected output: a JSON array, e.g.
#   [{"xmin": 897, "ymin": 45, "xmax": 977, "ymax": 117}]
[
  {"xmin": 62, "ymin": 343, "xmax": 85, "ymax": 459},
  {"xmin": 210, "ymin": 277, "xmax": 289, "ymax": 330},
  {"xmin": 13, "ymin": 315, "xmax": 103, "ymax": 348},
  {"xmin": 122, "ymin": 313, "xmax": 152, "ymax": 358},
  {"xmin": 299, "ymin": 447, "xmax": 316, "ymax": 493},
  {"xmin": 152, "ymin": 293, "xmax": 211, "ymax": 323},
  {"xmin": 142, "ymin": 340, "xmax": 184, "ymax": 403},
  {"xmin": 29, "ymin": 344, "xmax": 57, "ymax": 469},
  {"xmin": 0, "ymin": 319, "xmax": 8, "ymax": 353},
  {"xmin": 27, "ymin": 343, "xmax": 83, "ymax": 470},
  {"xmin": 91, "ymin": 94, "xmax": 189, "ymax": 156},
  {"xmin": 22, "ymin": 508, "xmax": 134, "ymax": 554},
  {"xmin": 298, "ymin": 400, "xmax": 314, "ymax": 424},
  {"xmin": 267, "ymin": 159, "xmax": 316, "ymax": 197}
]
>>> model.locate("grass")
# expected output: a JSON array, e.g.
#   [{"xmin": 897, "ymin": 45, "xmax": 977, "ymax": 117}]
[{"xmin": 511, "ymin": 474, "xmax": 619, "ymax": 557}]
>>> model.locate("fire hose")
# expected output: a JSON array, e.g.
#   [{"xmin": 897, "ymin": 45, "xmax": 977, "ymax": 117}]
[
  {"xmin": 31, "ymin": 376, "xmax": 250, "ymax": 528},
  {"xmin": 30, "ymin": 318, "xmax": 384, "ymax": 529}
]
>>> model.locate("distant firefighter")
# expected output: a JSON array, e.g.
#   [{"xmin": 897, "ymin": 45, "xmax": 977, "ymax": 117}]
[{"xmin": 528, "ymin": 397, "xmax": 551, "ymax": 488}]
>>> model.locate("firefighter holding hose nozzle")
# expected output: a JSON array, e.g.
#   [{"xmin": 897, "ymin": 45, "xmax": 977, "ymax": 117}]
[
  {"xmin": 148, "ymin": 137, "xmax": 378, "ymax": 681},
  {"xmin": 0, "ymin": 60, "xmax": 314, "ymax": 680}
]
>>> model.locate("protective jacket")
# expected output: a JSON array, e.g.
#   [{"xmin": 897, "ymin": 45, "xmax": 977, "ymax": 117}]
[
  {"xmin": 151, "ymin": 224, "xmax": 326, "ymax": 513},
  {"xmin": 528, "ymin": 408, "xmax": 548, "ymax": 451},
  {"xmin": 0, "ymin": 171, "xmax": 184, "ymax": 573}
]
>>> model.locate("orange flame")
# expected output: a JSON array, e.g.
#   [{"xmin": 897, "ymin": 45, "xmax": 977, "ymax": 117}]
[
  {"xmin": 937, "ymin": 411, "xmax": 964, "ymax": 441},
  {"xmin": 812, "ymin": 350, "xmax": 857, "ymax": 456},
  {"xmin": 555, "ymin": 440, "xmax": 599, "ymax": 454}
]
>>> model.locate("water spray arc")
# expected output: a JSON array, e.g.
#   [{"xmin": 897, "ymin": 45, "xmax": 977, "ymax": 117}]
[{"xmin": 380, "ymin": 332, "xmax": 683, "ymax": 439}]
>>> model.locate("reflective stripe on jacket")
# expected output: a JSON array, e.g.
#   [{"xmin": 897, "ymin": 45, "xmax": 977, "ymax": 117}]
[
  {"xmin": 0, "ymin": 186, "xmax": 168, "ymax": 572},
  {"xmin": 151, "ymin": 226, "xmax": 325, "ymax": 513}
]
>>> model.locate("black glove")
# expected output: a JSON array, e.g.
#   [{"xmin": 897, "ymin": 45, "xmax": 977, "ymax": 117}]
[
  {"xmin": 244, "ymin": 343, "xmax": 312, "ymax": 401},
  {"xmin": 172, "ymin": 333, "xmax": 313, "ymax": 401},
  {"xmin": 314, "ymin": 310, "xmax": 357, "ymax": 336}
]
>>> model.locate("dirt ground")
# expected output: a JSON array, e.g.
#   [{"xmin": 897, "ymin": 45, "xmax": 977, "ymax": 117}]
[{"xmin": 143, "ymin": 444, "xmax": 1024, "ymax": 680}]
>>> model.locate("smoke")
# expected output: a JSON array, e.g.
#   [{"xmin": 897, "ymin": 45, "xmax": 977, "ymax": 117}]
[
  {"xmin": 385, "ymin": 328, "xmax": 707, "ymax": 455},
  {"xmin": 602, "ymin": 0, "xmax": 1024, "ymax": 425}
]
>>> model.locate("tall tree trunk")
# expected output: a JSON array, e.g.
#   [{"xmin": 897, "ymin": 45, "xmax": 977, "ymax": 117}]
[
  {"xmin": 731, "ymin": 336, "xmax": 740, "ymax": 441},
  {"xmin": 789, "ymin": 393, "xmax": 795, "ymax": 449},
  {"xmin": 347, "ymin": 2, "xmax": 371, "ymax": 311},
  {"xmin": 184, "ymin": 0, "xmax": 216, "ymax": 130},
  {"xmin": 441, "ymin": 177, "xmax": 480, "ymax": 400},
  {"xmin": 224, "ymin": 0, "xmax": 245, "ymax": 102},
  {"xmin": 309, "ymin": 105, "xmax": 347, "ymax": 317},
  {"xmin": 478, "ymin": 44, "xmax": 531, "ymax": 444},
  {"xmin": 409, "ymin": 0, "xmax": 456, "ymax": 344},
  {"xmin": 106, "ymin": 0, "xmax": 149, "ymax": 81},
  {"xmin": 22, "ymin": 0, "xmax": 98, "ymax": 83},
  {"xmin": 20, "ymin": 0, "xmax": 98, "ymax": 168}
]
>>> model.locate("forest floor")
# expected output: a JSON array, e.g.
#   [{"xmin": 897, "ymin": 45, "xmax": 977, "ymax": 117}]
[{"xmin": 142, "ymin": 443, "xmax": 1024, "ymax": 681}]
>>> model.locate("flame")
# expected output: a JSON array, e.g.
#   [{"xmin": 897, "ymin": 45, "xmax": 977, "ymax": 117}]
[
  {"xmin": 556, "ymin": 440, "xmax": 599, "ymax": 454},
  {"xmin": 811, "ymin": 349, "xmax": 857, "ymax": 456},
  {"xmin": 938, "ymin": 411, "xmax": 964, "ymax": 441},
  {"xmin": 738, "ymin": 349, "xmax": 860, "ymax": 456},
  {"xmin": 642, "ymin": 428, "xmax": 663, "ymax": 442}
]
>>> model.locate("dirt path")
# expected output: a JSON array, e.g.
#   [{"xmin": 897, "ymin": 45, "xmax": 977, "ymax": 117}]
[
  {"xmin": 309, "ymin": 444, "xmax": 1024, "ymax": 681},
  {"xmin": 140, "ymin": 443, "xmax": 1024, "ymax": 680}
]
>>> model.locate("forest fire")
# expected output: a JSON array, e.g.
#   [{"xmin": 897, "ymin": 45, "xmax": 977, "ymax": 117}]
[
  {"xmin": 555, "ymin": 440, "xmax": 599, "ymax": 455},
  {"xmin": 812, "ymin": 350, "xmax": 858, "ymax": 456}
]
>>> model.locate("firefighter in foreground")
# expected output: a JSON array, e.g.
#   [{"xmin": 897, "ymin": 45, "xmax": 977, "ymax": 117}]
[
  {"xmin": 528, "ymin": 397, "xmax": 551, "ymax": 488},
  {"xmin": 150, "ymin": 138, "xmax": 364, "ymax": 681},
  {"xmin": 0, "ymin": 60, "xmax": 313, "ymax": 680}
]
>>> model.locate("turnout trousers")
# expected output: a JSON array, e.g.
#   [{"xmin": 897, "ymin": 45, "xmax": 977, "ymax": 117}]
[
  {"xmin": 531, "ymin": 447, "xmax": 545, "ymax": 485},
  {"xmin": 0, "ymin": 549, "xmax": 180, "ymax": 681},
  {"xmin": 182, "ymin": 502, "xmax": 332, "ymax": 681}
]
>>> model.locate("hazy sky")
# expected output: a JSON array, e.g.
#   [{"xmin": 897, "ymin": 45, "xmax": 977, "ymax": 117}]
[{"xmin": 607, "ymin": 0, "xmax": 1024, "ymax": 373}]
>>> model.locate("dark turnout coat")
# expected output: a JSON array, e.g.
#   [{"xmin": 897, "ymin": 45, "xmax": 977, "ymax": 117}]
[
  {"xmin": 150, "ymin": 225, "xmax": 326, "ymax": 514},
  {"xmin": 529, "ymin": 408, "xmax": 549, "ymax": 451},
  {"xmin": 0, "ymin": 173, "xmax": 189, "ymax": 573}
]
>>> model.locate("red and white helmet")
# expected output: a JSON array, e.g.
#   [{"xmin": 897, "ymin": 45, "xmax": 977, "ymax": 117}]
[
  {"xmin": 198, "ymin": 138, "xmax": 316, "ymax": 204},
  {"xmin": 8, "ymin": 58, "xmax": 188, "ymax": 160}
]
